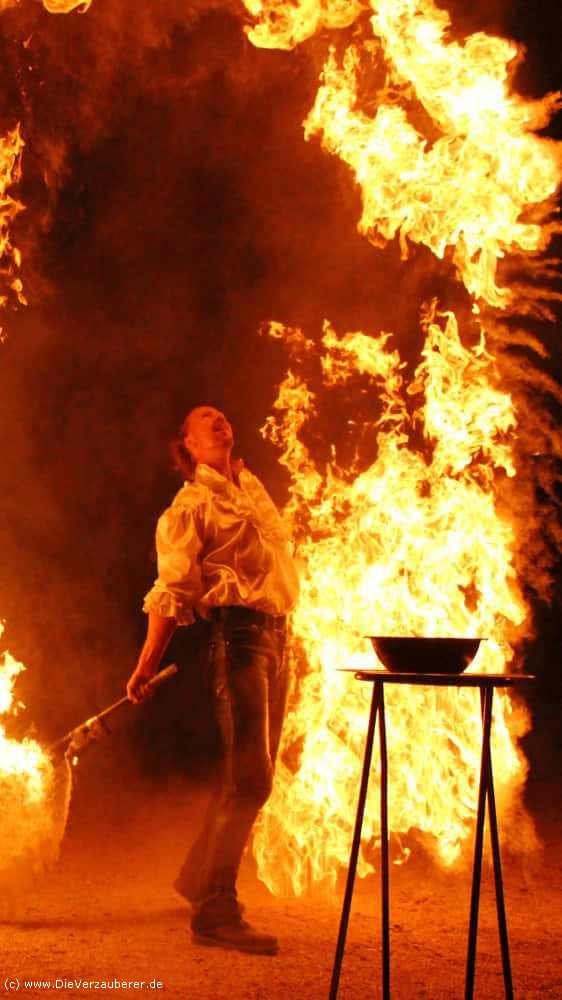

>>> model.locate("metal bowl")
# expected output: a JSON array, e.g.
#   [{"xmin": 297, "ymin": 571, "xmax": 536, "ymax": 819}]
[{"xmin": 369, "ymin": 636, "xmax": 483, "ymax": 675}]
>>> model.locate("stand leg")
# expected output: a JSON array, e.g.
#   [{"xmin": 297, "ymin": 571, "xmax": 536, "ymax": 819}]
[
  {"xmin": 329, "ymin": 683, "xmax": 379, "ymax": 1000},
  {"xmin": 379, "ymin": 682, "xmax": 391, "ymax": 1000},
  {"xmin": 465, "ymin": 685, "xmax": 493, "ymax": 1000},
  {"xmin": 483, "ymin": 694, "xmax": 514, "ymax": 999}
]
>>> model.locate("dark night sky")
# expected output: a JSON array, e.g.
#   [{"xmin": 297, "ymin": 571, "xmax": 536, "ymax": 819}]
[{"xmin": 0, "ymin": 0, "xmax": 560, "ymax": 795}]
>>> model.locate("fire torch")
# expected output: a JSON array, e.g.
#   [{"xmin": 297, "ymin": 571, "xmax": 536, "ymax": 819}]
[{"xmin": 48, "ymin": 663, "xmax": 179, "ymax": 763}]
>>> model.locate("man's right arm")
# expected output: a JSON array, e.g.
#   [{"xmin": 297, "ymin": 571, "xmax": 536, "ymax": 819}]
[
  {"xmin": 127, "ymin": 498, "xmax": 205, "ymax": 702},
  {"xmin": 126, "ymin": 611, "xmax": 178, "ymax": 703}
]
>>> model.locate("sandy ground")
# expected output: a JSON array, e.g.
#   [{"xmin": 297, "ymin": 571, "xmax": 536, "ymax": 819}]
[{"xmin": 1, "ymin": 771, "xmax": 561, "ymax": 1000}]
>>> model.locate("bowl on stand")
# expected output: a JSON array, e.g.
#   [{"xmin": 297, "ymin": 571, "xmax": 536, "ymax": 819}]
[{"xmin": 368, "ymin": 636, "xmax": 483, "ymax": 675}]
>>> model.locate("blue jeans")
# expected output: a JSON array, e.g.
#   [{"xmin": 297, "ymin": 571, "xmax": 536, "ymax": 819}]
[{"xmin": 177, "ymin": 607, "xmax": 289, "ymax": 907}]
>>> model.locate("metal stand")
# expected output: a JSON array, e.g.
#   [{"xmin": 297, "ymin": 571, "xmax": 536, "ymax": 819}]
[
  {"xmin": 465, "ymin": 687, "xmax": 513, "ymax": 1000},
  {"xmin": 329, "ymin": 671, "xmax": 534, "ymax": 999}
]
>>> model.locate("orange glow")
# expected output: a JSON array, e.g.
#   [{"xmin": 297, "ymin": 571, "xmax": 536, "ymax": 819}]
[{"xmin": 7, "ymin": 0, "xmax": 560, "ymax": 895}]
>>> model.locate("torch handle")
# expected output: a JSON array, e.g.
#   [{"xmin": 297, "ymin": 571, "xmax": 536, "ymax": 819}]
[
  {"xmin": 145, "ymin": 662, "xmax": 179, "ymax": 690},
  {"xmin": 97, "ymin": 662, "xmax": 180, "ymax": 721}
]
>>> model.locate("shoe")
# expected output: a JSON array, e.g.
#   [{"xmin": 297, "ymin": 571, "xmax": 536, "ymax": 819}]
[
  {"xmin": 192, "ymin": 919, "xmax": 278, "ymax": 956},
  {"xmin": 191, "ymin": 890, "xmax": 275, "ymax": 955}
]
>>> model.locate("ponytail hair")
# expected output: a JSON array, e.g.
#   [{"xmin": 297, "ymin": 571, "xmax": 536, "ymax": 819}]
[{"xmin": 169, "ymin": 409, "xmax": 196, "ymax": 481}]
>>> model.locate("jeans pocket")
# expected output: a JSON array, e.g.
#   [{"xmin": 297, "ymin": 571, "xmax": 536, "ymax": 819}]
[{"xmin": 230, "ymin": 623, "xmax": 260, "ymax": 640}]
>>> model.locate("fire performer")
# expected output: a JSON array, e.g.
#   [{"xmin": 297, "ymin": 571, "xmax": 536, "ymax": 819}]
[{"xmin": 126, "ymin": 405, "xmax": 299, "ymax": 955}]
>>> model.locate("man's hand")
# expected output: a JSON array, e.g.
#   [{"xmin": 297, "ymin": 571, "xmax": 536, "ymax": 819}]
[
  {"xmin": 128, "ymin": 611, "xmax": 178, "ymax": 703},
  {"xmin": 126, "ymin": 664, "xmax": 158, "ymax": 704}
]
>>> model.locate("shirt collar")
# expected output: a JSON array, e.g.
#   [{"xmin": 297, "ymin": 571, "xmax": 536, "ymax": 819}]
[{"xmin": 194, "ymin": 463, "xmax": 248, "ymax": 495}]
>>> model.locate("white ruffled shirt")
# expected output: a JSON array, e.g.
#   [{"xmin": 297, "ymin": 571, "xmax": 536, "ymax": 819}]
[{"xmin": 143, "ymin": 464, "xmax": 300, "ymax": 625}]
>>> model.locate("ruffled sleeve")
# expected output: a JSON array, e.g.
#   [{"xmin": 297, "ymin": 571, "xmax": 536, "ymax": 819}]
[{"xmin": 142, "ymin": 502, "xmax": 204, "ymax": 626}]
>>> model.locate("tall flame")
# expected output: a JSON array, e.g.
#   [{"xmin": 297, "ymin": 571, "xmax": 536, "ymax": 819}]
[
  {"xmin": 246, "ymin": 0, "xmax": 562, "ymax": 308},
  {"xmin": 242, "ymin": 0, "xmax": 561, "ymax": 893},
  {"xmin": 0, "ymin": 123, "xmax": 26, "ymax": 334},
  {"xmin": 253, "ymin": 306, "xmax": 528, "ymax": 892},
  {"xmin": 0, "ymin": 76, "xmax": 67, "ymax": 884},
  {"xmin": 305, "ymin": 45, "xmax": 560, "ymax": 307}
]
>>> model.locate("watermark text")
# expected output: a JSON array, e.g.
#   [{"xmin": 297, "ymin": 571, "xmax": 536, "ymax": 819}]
[{"xmin": 4, "ymin": 978, "xmax": 164, "ymax": 992}]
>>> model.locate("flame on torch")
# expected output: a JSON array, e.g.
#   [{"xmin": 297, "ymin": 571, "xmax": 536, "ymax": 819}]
[{"xmin": 0, "ymin": 627, "xmax": 69, "ymax": 892}]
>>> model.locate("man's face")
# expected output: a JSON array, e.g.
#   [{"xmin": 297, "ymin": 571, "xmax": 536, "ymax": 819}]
[{"xmin": 184, "ymin": 406, "xmax": 234, "ymax": 464}]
